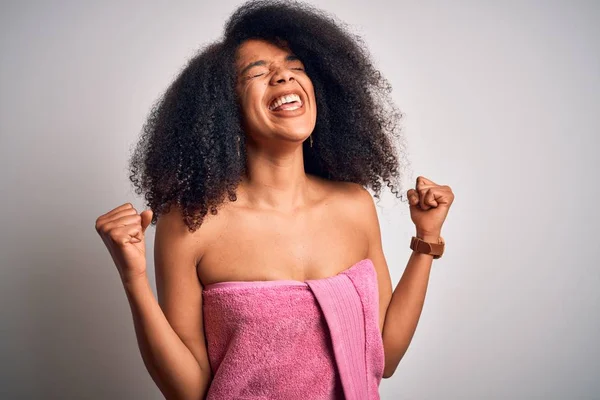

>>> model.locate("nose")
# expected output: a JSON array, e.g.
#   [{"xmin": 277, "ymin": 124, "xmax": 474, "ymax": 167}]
[{"xmin": 270, "ymin": 65, "xmax": 295, "ymax": 84}]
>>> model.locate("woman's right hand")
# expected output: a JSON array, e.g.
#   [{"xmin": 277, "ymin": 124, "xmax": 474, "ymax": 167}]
[{"xmin": 95, "ymin": 203, "xmax": 154, "ymax": 284}]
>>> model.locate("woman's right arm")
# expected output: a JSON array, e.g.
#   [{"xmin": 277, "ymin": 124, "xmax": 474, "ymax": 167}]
[
  {"xmin": 123, "ymin": 272, "xmax": 211, "ymax": 400},
  {"xmin": 96, "ymin": 204, "xmax": 212, "ymax": 400}
]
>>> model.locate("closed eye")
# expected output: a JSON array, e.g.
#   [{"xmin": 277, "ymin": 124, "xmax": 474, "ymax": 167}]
[{"xmin": 249, "ymin": 67, "xmax": 303, "ymax": 79}]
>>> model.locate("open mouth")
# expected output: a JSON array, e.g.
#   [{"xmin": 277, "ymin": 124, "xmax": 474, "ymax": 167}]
[{"xmin": 268, "ymin": 93, "xmax": 304, "ymax": 112}]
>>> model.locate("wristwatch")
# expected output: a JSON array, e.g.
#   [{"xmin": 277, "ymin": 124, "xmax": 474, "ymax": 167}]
[{"xmin": 410, "ymin": 235, "xmax": 445, "ymax": 259}]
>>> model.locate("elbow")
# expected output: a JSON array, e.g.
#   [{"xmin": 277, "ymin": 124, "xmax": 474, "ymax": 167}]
[
  {"xmin": 382, "ymin": 366, "xmax": 396, "ymax": 379},
  {"xmin": 382, "ymin": 357, "xmax": 397, "ymax": 379},
  {"xmin": 381, "ymin": 334, "xmax": 411, "ymax": 379},
  {"xmin": 382, "ymin": 349, "xmax": 407, "ymax": 379}
]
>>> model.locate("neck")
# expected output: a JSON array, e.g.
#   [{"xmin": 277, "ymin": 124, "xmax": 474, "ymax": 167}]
[{"xmin": 237, "ymin": 138, "xmax": 311, "ymax": 212}]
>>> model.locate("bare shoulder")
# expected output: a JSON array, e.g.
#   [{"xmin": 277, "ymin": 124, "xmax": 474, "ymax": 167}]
[
  {"xmin": 310, "ymin": 176, "xmax": 379, "ymax": 242},
  {"xmin": 339, "ymin": 182, "xmax": 380, "ymax": 236},
  {"xmin": 155, "ymin": 203, "xmax": 228, "ymax": 267},
  {"xmin": 316, "ymin": 177, "xmax": 375, "ymax": 214}
]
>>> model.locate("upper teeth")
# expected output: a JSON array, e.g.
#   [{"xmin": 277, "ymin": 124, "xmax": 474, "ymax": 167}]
[{"xmin": 269, "ymin": 93, "xmax": 302, "ymax": 110}]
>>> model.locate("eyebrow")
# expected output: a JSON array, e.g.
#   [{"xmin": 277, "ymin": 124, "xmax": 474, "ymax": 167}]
[{"xmin": 239, "ymin": 55, "xmax": 300, "ymax": 76}]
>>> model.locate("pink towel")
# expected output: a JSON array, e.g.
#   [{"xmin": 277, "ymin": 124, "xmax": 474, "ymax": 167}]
[{"xmin": 202, "ymin": 258, "xmax": 384, "ymax": 399}]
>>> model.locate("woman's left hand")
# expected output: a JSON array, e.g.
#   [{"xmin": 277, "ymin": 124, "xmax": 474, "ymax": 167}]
[{"xmin": 407, "ymin": 176, "xmax": 454, "ymax": 237}]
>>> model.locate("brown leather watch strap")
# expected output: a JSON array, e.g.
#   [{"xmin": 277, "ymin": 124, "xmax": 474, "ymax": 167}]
[{"xmin": 410, "ymin": 236, "xmax": 445, "ymax": 259}]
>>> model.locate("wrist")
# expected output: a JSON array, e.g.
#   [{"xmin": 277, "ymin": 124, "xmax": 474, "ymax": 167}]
[
  {"xmin": 122, "ymin": 274, "xmax": 150, "ymax": 293},
  {"xmin": 416, "ymin": 231, "xmax": 442, "ymax": 243}
]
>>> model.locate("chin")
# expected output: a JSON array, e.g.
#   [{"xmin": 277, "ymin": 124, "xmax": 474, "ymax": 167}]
[{"xmin": 283, "ymin": 128, "xmax": 314, "ymax": 142}]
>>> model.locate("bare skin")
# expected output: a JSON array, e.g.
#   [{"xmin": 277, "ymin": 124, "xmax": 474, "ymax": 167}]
[{"xmin": 195, "ymin": 175, "xmax": 369, "ymax": 287}]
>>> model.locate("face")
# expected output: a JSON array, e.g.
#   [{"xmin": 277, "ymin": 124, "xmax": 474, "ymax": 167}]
[{"xmin": 235, "ymin": 39, "xmax": 317, "ymax": 145}]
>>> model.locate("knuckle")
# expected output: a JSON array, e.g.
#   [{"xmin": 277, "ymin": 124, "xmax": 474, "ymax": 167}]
[
  {"xmin": 108, "ymin": 229, "xmax": 121, "ymax": 241},
  {"xmin": 97, "ymin": 223, "xmax": 108, "ymax": 234}
]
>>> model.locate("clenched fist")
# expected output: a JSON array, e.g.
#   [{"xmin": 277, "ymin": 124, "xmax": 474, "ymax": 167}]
[
  {"xmin": 95, "ymin": 203, "xmax": 153, "ymax": 284},
  {"xmin": 406, "ymin": 176, "xmax": 454, "ymax": 238}
]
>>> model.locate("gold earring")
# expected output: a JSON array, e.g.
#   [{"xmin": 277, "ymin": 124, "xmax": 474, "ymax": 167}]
[{"xmin": 309, "ymin": 134, "xmax": 313, "ymax": 148}]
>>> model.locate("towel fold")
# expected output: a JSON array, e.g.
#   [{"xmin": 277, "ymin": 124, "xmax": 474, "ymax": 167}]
[{"xmin": 202, "ymin": 258, "xmax": 384, "ymax": 399}]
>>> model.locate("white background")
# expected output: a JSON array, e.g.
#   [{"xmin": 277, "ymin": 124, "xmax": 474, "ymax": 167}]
[{"xmin": 1, "ymin": 0, "xmax": 598, "ymax": 398}]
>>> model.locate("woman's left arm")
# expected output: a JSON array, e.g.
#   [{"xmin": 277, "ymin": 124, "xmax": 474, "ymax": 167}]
[{"xmin": 357, "ymin": 177, "xmax": 454, "ymax": 379}]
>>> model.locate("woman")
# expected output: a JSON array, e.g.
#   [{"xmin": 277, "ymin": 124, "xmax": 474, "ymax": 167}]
[{"xmin": 95, "ymin": 1, "xmax": 454, "ymax": 398}]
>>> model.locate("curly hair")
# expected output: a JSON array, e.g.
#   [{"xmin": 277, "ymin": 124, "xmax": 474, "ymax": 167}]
[{"xmin": 128, "ymin": 0, "xmax": 412, "ymax": 232}]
